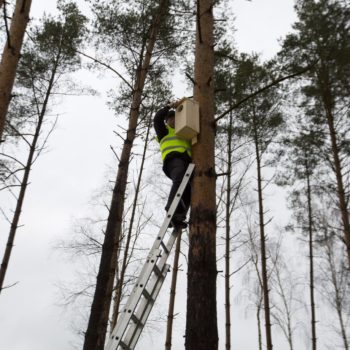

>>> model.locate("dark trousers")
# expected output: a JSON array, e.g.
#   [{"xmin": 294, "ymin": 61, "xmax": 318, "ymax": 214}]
[{"xmin": 164, "ymin": 157, "xmax": 191, "ymax": 216}]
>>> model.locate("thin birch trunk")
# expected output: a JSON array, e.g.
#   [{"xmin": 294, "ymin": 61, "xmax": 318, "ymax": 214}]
[
  {"xmin": 186, "ymin": 0, "xmax": 218, "ymax": 348},
  {"xmin": 111, "ymin": 117, "xmax": 152, "ymax": 329},
  {"xmin": 332, "ymin": 272, "xmax": 349, "ymax": 350},
  {"xmin": 165, "ymin": 231, "xmax": 182, "ymax": 350},
  {"xmin": 225, "ymin": 113, "xmax": 233, "ymax": 350},
  {"xmin": 324, "ymin": 233, "xmax": 349, "ymax": 350},
  {"xmin": 336, "ymin": 298, "xmax": 349, "ymax": 349},
  {"xmin": 305, "ymin": 156, "xmax": 317, "ymax": 350},
  {"xmin": 252, "ymin": 111, "xmax": 273, "ymax": 350},
  {"xmin": 0, "ymin": 0, "xmax": 32, "ymax": 142},
  {"xmin": 83, "ymin": 2, "xmax": 170, "ymax": 349},
  {"xmin": 257, "ymin": 295, "xmax": 263, "ymax": 350},
  {"xmin": 248, "ymin": 202, "xmax": 264, "ymax": 350},
  {"xmin": 273, "ymin": 265, "xmax": 294, "ymax": 350},
  {"xmin": 0, "ymin": 57, "xmax": 58, "ymax": 292}
]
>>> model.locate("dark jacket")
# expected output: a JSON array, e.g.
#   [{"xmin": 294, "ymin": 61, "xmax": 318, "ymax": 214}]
[{"xmin": 153, "ymin": 106, "xmax": 192, "ymax": 165}]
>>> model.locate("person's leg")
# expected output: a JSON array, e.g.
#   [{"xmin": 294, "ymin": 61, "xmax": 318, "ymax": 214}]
[
  {"xmin": 181, "ymin": 177, "xmax": 191, "ymax": 215},
  {"xmin": 182, "ymin": 159, "xmax": 192, "ymax": 209},
  {"xmin": 164, "ymin": 157, "xmax": 188, "ymax": 214}
]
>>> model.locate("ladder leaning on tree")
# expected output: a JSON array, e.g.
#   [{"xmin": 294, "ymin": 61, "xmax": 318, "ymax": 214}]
[{"xmin": 105, "ymin": 163, "xmax": 195, "ymax": 350}]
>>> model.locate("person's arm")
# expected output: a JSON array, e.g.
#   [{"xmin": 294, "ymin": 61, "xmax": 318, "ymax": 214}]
[{"xmin": 153, "ymin": 106, "xmax": 169, "ymax": 141}]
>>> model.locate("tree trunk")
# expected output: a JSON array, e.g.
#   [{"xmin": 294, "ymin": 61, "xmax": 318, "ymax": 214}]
[
  {"xmin": 165, "ymin": 231, "xmax": 182, "ymax": 350},
  {"xmin": 305, "ymin": 156, "xmax": 317, "ymax": 350},
  {"xmin": 0, "ymin": 57, "xmax": 58, "ymax": 292},
  {"xmin": 252, "ymin": 112, "xmax": 273, "ymax": 350},
  {"xmin": 185, "ymin": 0, "xmax": 218, "ymax": 349},
  {"xmin": 0, "ymin": 0, "xmax": 32, "ymax": 142},
  {"xmin": 322, "ymin": 81, "xmax": 350, "ymax": 266},
  {"xmin": 257, "ymin": 296, "xmax": 263, "ymax": 350},
  {"xmin": 83, "ymin": 2, "xmax": 169, "ymax": 349},
  {"xmin": 249, "ymin": 215, "xmax": 264, "ymax": 350},
  {"xmin": 111, "ymin": 118, "xmax": 152, "ymax": 329}
]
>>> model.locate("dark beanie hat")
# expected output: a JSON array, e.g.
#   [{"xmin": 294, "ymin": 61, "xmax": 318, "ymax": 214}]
[{"xmin": 166, "ymin": 110, "xmax": 175, "ymax": 119}]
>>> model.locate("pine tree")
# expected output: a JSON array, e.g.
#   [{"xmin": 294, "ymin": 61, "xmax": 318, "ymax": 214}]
[
  {"xmin": 276, "ymin": 120, "xmax": 325, "ymax": 350},
  {"xmin": 234, "ymin": 55, "xmax": 284, "ymax": 350},
  {"xmin": 0, "ymin": 1, "xmax": 87, "ymax": 293},
  {"xmin": 279, "ymin": 0, "xmax": 350, "ymax": 265},
  {"xmin": 214, "ymin": 42, "xmax": 243, "ymax": 350},
  {"xmin": 82, "ymin": 1, "xmax": 188, "ymax": 348},
  {"xmin": 111, "ymin": 80, "xmax": 172, "ymax": 328},
  {"xmin": 185, "ymin": 0, "xmax": 218, "ymax": 349}
]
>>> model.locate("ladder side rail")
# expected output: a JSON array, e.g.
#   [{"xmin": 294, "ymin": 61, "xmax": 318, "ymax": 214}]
[
  {"xmin": 107, "ymin": 228, "xmax": 178, "ymax": 350},
  {"xmin": 153, "ymin": 229, "xmax": 179, "ymax": 277},
  {"xmin": 106, "ymin": 163, "xmax": 195, "ymax": 350},
  {"xmin": 122, "ymin": 263, "xmax": 170, "ymax": 349},
  {"xmin": 106, "ymin": 249, "xmax": 161, "ymax": 350},
  {"xmin": 123, "ymin": 229, "xmax": 178, "ymax": 349},
  {"xmin": 163, "ymin": 229, "xmax": 180, "ymax": 263},
  {"xmin": 118, "ymin": 161, "xmax": 194, "ymax": 333},
  {"xmin": 150, "ymin": 163, "xmax": 194, "ymax": 252},
  {"xmin": 123, "ymin": 228, "xmax": 179, "ymax": 349}
]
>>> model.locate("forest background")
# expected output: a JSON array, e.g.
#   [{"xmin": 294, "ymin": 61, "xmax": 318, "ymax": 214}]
[{"xmin": 0, "ymin": 0, "xmax": 348, "ymax": 350}]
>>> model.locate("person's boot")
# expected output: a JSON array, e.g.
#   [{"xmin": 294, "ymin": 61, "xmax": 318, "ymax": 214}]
[{"xmin": 169, "ymin": 212, "xmax": 187, "ymax": 229}]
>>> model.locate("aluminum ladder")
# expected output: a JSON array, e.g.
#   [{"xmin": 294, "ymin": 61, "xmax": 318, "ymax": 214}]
[{"xmin": 105, "ymin": 163, "xmax": 195, "ymax": 350}]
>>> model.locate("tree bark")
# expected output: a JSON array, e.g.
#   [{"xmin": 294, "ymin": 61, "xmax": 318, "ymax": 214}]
[
  {"xmin": 0, "ymin": 56, "xmax": 58, "ymax": 292},
  {"xmin": 252, "ymin": 111, "xmax": 273, "ymax": 350},
  {"xmin": 185, "ymin": 0, "xmax": 218, "ymax": 349},
  {"xmin": 165, "ymin": 232, "xmax": 182, "ymax": 350},
  {"xmin": 0, "ymin": 0, "xmax": 32, "ymax": 142},
  {"xmin": 83, "ymin": 2, "xmax": 169, "ymax": 349}
]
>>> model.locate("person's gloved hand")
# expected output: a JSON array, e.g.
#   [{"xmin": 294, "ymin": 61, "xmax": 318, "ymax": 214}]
[{"xmin": 169, "ymin": 97, "xmax": 186, "ymax": 109}]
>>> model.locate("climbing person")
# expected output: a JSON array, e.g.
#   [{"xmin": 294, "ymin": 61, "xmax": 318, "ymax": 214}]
[{"xmin": 154, "ymin": 98, "xmax": 192, "ymax": 229}]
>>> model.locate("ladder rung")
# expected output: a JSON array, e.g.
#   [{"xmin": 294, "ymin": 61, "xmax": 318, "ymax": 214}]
[
  {"xmin": 131, "ymin": 314, "xmax": 143, "ymax": 327},
  {"xmin": 160, "ymin": 240, "xmax": 169, "ymax": 254},
  {"xmin": 105, "ymin": 164, "xmax": 195, "ymax": 350},
  {"xmin": 142, "ymin": 288, "xmax": 154, "ymax": 302},
  {"xmin": 153, "ymin": 264, "xmax": 162, "ymax": 276},
  {"xmin": 119, "ymin": 340, "xmax": 131, "ymax": 350}
]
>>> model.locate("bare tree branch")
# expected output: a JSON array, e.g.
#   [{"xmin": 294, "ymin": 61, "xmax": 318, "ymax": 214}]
[
  {"xmin": 215, "ymin": 62, "xmax": 318, "ymax": 123},
  {"xmin": 77, "ymin": 50, "xmax": 133, "ymax": 91}
]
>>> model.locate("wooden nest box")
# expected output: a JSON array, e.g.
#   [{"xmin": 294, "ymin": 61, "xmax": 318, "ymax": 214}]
[{"xmin": 175, "ymin": 98, "xmax": 199, "ymax": 145}]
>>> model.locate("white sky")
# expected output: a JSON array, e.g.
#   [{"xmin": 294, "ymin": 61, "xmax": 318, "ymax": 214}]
[{"xmin": 0, "ymin": 1, "xmax": 322, "ymax": 350}]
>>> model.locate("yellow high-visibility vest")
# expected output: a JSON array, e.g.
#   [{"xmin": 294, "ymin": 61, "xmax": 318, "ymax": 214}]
[{"xmin": 157, "ymin": 126, "xmax": 192, "ymax": 161}]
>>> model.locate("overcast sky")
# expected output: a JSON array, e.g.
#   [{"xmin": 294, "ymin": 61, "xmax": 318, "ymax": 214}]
[{"xmin": 0, "ymin": 1, "xmax": 305, "ymax": 350}]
